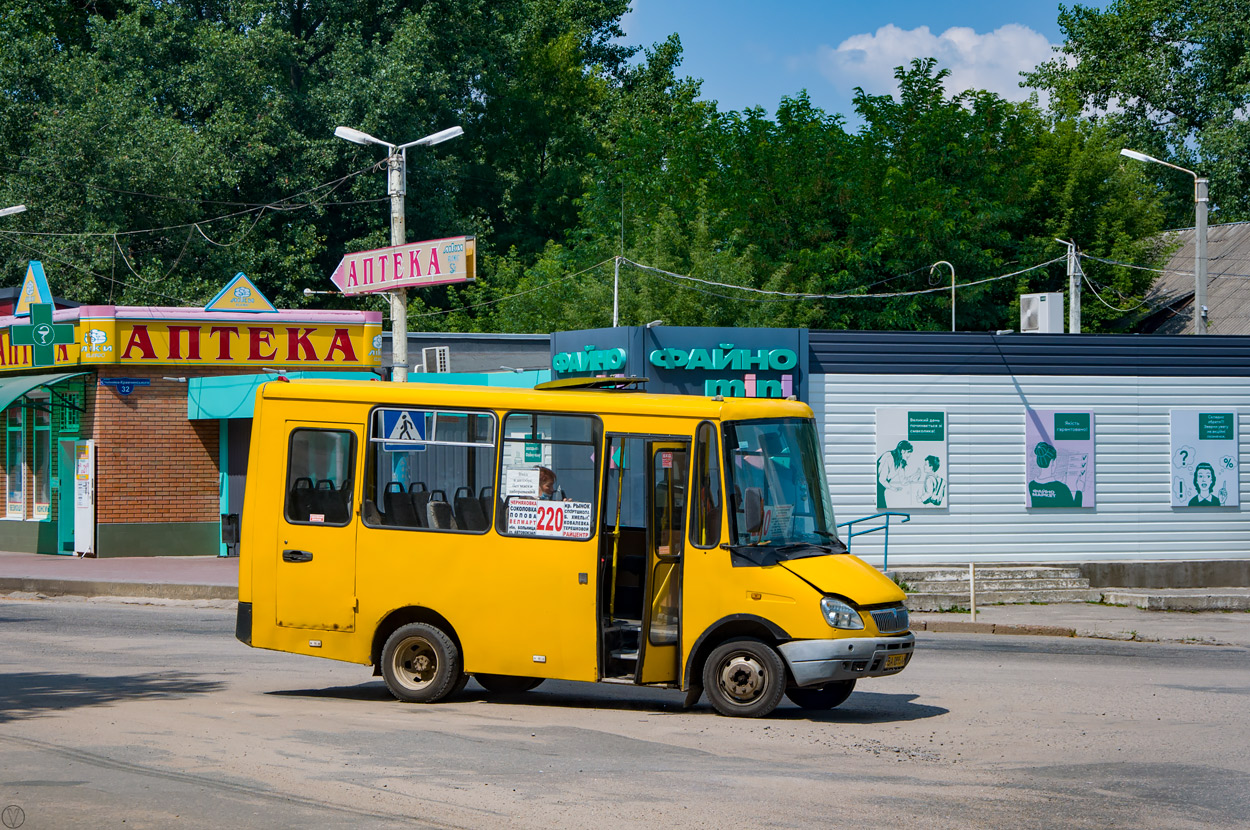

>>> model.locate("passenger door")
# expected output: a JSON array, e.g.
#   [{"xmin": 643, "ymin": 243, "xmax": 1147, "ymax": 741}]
[
  {"xmin": 638, "ymin": 441, "xmax": 688, "ymax": 684},
  {"xmin": 275, "ymin": 423, "xmax": 360, "ymax": 632}
]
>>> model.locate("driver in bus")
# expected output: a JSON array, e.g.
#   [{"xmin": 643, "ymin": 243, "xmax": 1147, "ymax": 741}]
[{"xmin": 538, "ymin": 466, "xmax": 558, "ymax": 500}]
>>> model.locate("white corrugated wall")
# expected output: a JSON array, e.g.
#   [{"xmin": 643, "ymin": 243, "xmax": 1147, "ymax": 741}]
[{"xmin": 811, "ymin": 373, "xmax": 1250, "ymax": 565}]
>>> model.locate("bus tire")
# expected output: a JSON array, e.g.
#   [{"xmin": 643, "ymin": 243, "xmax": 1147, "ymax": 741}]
[
  {"xmin": 785, "ymin": 679, "xmax": 856, "ymax": 710},
  {"xmin": 381, "ymin": 623, "xmax": 463, "ymax": 703},
  {"xmin": 702, "ymin": 638, "xmax": 786, "ymax": 718},
  {"xmin": 475, "ymin": 674, "xmax": 544, "ymax": 694},
  {"xmin": 449, "ymin": 671, "xmax": 471, "ymax": 697}
]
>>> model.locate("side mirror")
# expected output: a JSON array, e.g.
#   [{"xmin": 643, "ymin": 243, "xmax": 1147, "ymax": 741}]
[{"xmin": 744, "ymin": 487, "xmax": 764, "ymax": 533}]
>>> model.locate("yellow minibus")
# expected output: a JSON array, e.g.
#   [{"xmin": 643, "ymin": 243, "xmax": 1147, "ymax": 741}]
[{"xmin": 235, "ymin": 377, "xmax": 913, "ymax": 717}]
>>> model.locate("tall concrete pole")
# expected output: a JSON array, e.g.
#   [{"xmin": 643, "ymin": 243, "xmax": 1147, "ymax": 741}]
[
  {"xmin": 389, "ymin": 151, "xmax": 409, "ymax": 381},
  {"xmin": 1069, "ymin": 243, "xmax": 1081, "ymax": 334},
  {"xmin": 612, "ymin": 256, "xmax": 620, "ymax": 327},
  {"xmin": 1195, "ymin": 177, "xmax": 1208, "ymax": 335}
]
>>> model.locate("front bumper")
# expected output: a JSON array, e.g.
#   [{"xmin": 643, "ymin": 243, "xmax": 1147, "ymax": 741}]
[{"xmin": 777, "ymin": 633, "xmax": 915, "ymax": 687}]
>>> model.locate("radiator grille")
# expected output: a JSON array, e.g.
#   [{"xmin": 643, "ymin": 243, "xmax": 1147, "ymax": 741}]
[{"xmin": 870, "ymin": 605, "xmax": 910, "ymax": 634}]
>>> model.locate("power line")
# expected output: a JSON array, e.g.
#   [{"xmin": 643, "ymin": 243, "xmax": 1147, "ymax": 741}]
[
  {"xmin": 620, "ymin": 256, "xmax": 1065, "ymax": 300},
  {"xmin": 408, "ymin": 259, "xmax": 616, "ymax": 319},
  {"xmin": 0, "ymin": 164, "xmax": 377, "ymax": 240}
]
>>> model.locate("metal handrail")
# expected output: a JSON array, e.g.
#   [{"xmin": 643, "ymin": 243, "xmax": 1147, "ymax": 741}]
[{"xmin": 837, "ymin": 511, "xmax": 910, "ymax": 571}]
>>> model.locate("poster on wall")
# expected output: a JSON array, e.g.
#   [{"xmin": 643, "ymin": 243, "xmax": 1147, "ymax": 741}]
[
  {"xmin": 1170, "ymin": 410, "xmax": 1239, "ymax": 507},
  {"xmin": 1026, "ymin": 410, "xmax": 1095, "ymax": 508},
  {"xmin": 875, "ymin": 408, "xmax": 947, "ymax": 509}
]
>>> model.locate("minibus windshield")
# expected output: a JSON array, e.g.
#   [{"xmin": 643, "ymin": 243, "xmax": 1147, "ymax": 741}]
[{"xmin": 723, "ymin": 418, "xmax": 844, "ymax": 563}]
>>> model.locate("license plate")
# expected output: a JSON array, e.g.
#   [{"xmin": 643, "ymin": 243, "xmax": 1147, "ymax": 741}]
[{"xmin": 884, "ymin": 653, "xmax": 908, "ymax": 670}]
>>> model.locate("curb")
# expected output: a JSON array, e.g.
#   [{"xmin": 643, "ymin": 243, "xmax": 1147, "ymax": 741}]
[
  {"xmin": 914, "ymin": 620, "xmax": 1075, "ymax": 637},
  {"xmin": 0, "ymin": 577, "xmax": 236, "ymax": 602}
]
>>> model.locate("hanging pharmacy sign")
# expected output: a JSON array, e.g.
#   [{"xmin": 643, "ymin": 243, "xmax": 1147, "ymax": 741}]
[{"xmin": 330, "ymin": 236, "xmax": 476, "ymax": 296}]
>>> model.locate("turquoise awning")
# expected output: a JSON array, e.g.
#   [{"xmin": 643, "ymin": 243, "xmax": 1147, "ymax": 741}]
[
  {"xmin": 406, "ymin": 369, "xmax": 550, "ymax": 387},
  {"xmin": 0, "ymin": 371, "xmax": 90, "ymax": 412},
  {"xmin": 187, "ymin": 371, "xmax": 379, "ymax": 420}
]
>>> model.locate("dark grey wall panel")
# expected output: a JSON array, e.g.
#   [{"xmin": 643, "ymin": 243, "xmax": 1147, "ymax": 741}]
[{"xmin": 809, "ymin": 331, "xmax": 1250, "ymax": 376}]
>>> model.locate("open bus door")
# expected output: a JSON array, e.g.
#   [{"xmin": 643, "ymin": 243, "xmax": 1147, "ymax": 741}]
[
  {"xmin": 599, "ymin": 434, "xmax": 690, "ymax": 685},
  {"xmin": 638, "ymin": 441, "xmax": 687, "ymax": 684}
]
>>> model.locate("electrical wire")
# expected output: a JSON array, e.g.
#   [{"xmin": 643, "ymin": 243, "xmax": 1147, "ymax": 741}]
[
  {"xmin": 0, "ymin": 163, "xmax": 377, "ymax": 240},
  {"xmin": 1080, "ymin": 271, "xmax": 1149, "ymax": 312},
  {"xmin": 1, "ymin": 234, "xmax": 195, "ymax": 305},
  {"xmin": 620, "ymin": 256, "xmax": 1066, "ymax": 300},
  {"xmin": 408, "ymin": 259, "xmax": 615, "ymax": 319}
]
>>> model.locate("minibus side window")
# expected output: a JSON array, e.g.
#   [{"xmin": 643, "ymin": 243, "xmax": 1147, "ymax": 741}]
[
  {"xmin": 689, "ymin": 422, "xmax": 722, "ymax": 548},
  {"xmin": 496, "ymin": 412, "xmax": 601, "ymax": 541},
  {"xmin": 362, "ymin": 408, "xmax": 497, "ymax": 534},
  {"xmin": 284, "ymin": 429, "xmax": 355, "ymax": 526}
]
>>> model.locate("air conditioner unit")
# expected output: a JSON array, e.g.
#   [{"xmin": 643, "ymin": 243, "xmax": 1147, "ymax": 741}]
[
  {"xmin": 422, "ymin": 346, "xmax": 451, "ymax": 373},
  {"xmin": 1020, "ymin": 292, "xmax": 1064, "ymax": 333}
]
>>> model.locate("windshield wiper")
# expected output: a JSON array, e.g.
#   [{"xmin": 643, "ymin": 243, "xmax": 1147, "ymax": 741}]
[{"xmin": 810, "ymin": 530, "xmax": 849, "ymax": 553}]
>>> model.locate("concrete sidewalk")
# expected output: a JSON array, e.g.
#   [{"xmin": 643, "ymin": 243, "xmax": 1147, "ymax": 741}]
[
  {"xmin": 0, "ymin": 551, "xmax": 237, "ymax": 601},
  {"xmin": 2, "ymin": 551, "xmax": 1249, "ymax": 648}
]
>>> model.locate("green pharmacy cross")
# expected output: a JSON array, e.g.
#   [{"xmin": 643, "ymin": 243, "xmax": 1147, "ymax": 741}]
[{"xmin": 10, "ymin": 303, "xmax": 76, "ymax": 367}]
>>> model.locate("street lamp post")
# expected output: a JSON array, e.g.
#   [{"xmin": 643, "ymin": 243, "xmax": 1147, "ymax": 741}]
[
  {"xmin": 931, "ymin": 261, "xmax": 956, "ymax": 332},
  {"xmin": 1120, "ymin": 148, "xmax": 1208, "ymax": 335},
  {"xmin": 334, "ymin": 125, "xmax": 463, "ymax": 380}
]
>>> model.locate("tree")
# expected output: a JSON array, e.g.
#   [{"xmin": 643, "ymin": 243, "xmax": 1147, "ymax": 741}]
[
  {"xmin": 0, "ymin": 0, "xmax": 634, "ymax": 310},
  {"xmin": 1027, "ymin": 0, "xmax": 1250, "ymax": 223}
]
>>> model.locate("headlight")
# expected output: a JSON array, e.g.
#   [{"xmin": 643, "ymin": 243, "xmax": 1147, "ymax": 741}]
[{"xmin": 820, "ymin": 597, "xmax": 864, "ymax": 630}]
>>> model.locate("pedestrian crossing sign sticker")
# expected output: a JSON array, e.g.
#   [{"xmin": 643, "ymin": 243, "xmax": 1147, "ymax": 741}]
[{"xmin": 381, "ymin": 409, "xmax": 427, "ymax": 452}]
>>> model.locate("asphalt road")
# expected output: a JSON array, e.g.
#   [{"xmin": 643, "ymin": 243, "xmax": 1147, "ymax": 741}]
[{"xmin": 1, "ymin": 597, "xmax": 1248, "ymax": 829}]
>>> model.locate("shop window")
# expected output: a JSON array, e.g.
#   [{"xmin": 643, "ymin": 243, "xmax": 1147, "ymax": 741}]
[
  {"xmin": 497, "ymin": 412, "xmax": 601, "ymax": 541},
  {"xmin": 689, "ymin": 422, "xmax": 722, "ymax": 548},
  {"xmin": 5, "ymin": 405, "xmax": 23, "ymax": 520},
  {"xmin": 30, "ymin": 393, "xmax": 51, "ymax": 520},
  {"xmin": 363, "ymin": 408, "xmax": 496, "ymax": 533},
  {"xmin": 284, "ymin": 429, "xmax": 355, "ymax": 526}
]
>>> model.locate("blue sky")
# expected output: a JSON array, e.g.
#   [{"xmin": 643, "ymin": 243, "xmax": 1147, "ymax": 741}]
[{"xmin": 619, "ymin": 1, "xmax": 1110, "ymax": 119}]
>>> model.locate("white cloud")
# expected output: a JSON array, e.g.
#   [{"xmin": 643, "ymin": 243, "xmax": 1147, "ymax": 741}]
[{"xmin": 816, "ymin": 23, "xmax": 1055, "ymax": 103}]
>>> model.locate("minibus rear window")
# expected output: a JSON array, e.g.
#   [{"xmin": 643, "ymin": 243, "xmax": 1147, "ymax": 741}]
[{"xmin": 284, "ymin": 429, "xmax": 356, "ymax": 526}]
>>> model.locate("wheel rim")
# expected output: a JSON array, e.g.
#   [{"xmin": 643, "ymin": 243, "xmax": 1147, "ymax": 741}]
[
  {"xmin": 393, "ymin": 635, "xmax": 438, "ymax": 690},
  {"xmin": 715, "ymin": 652, "xmax": 767, "ymax": 703}
]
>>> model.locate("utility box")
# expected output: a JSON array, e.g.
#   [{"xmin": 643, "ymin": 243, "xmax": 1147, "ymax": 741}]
[
  {"xmin": 1020, "ymin": 292, "xmax": 1064, "ymax": 334},
  {"xmin": 422, "ymin": 345, "xmax": 451, "ymax": 373}
]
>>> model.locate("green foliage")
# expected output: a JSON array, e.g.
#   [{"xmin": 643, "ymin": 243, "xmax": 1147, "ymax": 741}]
[
  {"xmin": 1027, "ymin": 0, "xmax": 1250, "ymax": 223},
  {"xmin": 0, "ymin": 2, "xmax": 1174, "ymax": 334}
]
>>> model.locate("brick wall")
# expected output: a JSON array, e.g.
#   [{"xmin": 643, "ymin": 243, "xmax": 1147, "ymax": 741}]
[{"xmin": 83, "ymin": 366, "xmax": 249, "ymax": 525}]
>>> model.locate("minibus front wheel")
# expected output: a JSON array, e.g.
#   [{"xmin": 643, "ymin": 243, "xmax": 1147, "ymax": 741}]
[
  {"xmin": 381, "ymin": 622, "xmax": 464, "ymax": 703},
  {"xmin": 702, "ymin": 638, "xmax": 787, "ymax": 718}
]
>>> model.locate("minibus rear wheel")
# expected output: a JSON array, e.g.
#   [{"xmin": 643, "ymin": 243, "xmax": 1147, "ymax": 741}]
[
  {"xmin": 702, "ymin": 638, "xmax": 786, "ymax": 718},
  {"xmin": 474, "ymin": 674, "xmax": 545, "ymax": 694},
  {"xmin": 785, "ymin": 679, "xmax": 856, "ymax": 710},
  {"xmin": 381, "ymin": 622, "xmax": 463, "ymax": 703}
]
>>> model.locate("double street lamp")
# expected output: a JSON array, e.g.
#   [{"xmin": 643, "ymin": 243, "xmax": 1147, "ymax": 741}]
[
  {"xmin": 334, "ymin": 125, "xmax": 463, "ymax": 381},
  {"xmin": 1119, "ymin": 148, "xmax": 1208, "ymax": 335}
]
